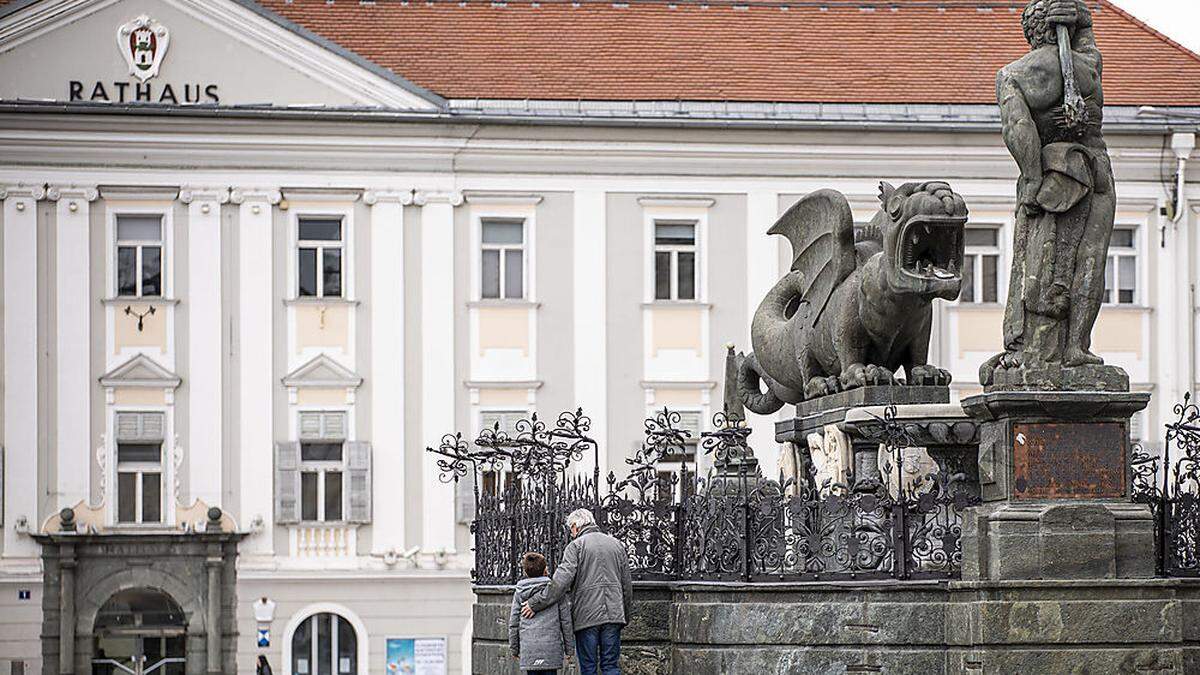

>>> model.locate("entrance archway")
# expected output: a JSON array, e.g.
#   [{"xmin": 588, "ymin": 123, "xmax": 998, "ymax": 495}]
[{"xmin": 92, "ymin": 587, "xmax": 187, "ymax": 675}]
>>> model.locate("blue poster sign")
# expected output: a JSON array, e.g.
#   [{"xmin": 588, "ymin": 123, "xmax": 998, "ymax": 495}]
[
  {"xmin": 257, "ymin": 627, "xmax": 270, "ymax": 648},
  {"xmin": 386, "ymin": 637, "xmax": 446, "ymax": 675}
]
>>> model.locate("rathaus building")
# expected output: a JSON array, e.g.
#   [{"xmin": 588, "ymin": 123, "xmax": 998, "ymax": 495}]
[{"xmin": 0, "ymin": 0, "xmax": 1198, "ymax": 672}]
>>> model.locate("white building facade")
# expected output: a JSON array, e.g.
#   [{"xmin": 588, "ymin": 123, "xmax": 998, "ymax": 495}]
[{"xmin": 1, "ymin": 0, "xmax": 1199, "ymax": 672}]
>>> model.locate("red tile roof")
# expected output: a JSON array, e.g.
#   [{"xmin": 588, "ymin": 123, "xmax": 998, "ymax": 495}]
[{"xmin": 256, "ymin": 0, "xmax": 1200, "ymax": 106}]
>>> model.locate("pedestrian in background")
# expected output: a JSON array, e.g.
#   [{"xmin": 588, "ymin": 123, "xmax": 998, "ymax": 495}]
[
  {"xmin": 522, "ymin": 509, "xmax": 633, "ymax": 675},
  {"xmin": 510, "ymin": 551, "xmax": 575, "ymax": 674}
]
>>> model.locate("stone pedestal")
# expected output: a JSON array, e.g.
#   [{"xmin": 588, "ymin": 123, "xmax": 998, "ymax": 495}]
[{"xmin": 960, "ymin": 390, "xmax": 1153, "ymax": 582}]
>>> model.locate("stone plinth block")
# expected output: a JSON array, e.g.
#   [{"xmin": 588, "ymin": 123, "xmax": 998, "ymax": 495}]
[{"xmin": 960, "ymin": 390, "xmax": 1153, "ymax": 582}]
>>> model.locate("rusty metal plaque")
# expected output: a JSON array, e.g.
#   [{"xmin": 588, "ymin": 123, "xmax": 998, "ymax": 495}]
[{"xmin": 1012, "ymin": 422, "xmax": 1126, "ymax": 499}]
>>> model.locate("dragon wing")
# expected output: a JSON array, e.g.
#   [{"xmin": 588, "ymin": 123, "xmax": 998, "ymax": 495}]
[{"xmin": 768, "ymin": 188, "xmax": 856, "ymax": 328}]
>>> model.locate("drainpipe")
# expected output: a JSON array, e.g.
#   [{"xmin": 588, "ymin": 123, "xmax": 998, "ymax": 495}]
[{"xmin": 1171, "ymin": 132, "xmax": 1195, "ymax": 224}]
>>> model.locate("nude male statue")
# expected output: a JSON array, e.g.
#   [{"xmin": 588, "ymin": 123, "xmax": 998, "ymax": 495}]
[{"xmin": 982, "ymin": 0, "xmax": 1121, "ymax": 388}]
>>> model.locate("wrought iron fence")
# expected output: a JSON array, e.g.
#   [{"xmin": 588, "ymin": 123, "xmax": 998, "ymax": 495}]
[
  {"xmin": 1132, "ymin": 393, "xmax": 1200, "ymax": 578},
  {"xmin": 429, "ymin": 406, "xmax": 981, "ymax": 585}
]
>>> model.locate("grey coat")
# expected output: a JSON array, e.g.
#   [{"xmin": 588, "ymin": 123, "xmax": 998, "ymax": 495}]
[
  {"xmin": 509, "ymin": 576, "xmax": 574, "ymax": 671},
  {"xmin": 526, "ymin": 525, "xmax": 634, "ymax": 631}
]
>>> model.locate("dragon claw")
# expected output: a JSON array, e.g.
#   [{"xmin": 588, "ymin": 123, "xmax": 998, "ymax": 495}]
[
  {"xmin": 862, "ymin": 365, "xmax": 896, "ymax": 386},
  {"xmin": 907, "ymin": 364, "xmax": 952, "ymax": 386}
]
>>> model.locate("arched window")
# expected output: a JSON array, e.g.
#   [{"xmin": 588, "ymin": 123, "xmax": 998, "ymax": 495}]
[
  {"xmin": 93, "ymin": 587, "xmax": 186, "ymax": 674},
  {"xmin": 291, "ymin": 612, "xmax": 358, "ymax": 675}
]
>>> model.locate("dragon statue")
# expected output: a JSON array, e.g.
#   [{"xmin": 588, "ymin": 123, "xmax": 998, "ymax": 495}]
[{"xmin": 736, "ymin": 181, "xmax": 969, "ymax": 414}]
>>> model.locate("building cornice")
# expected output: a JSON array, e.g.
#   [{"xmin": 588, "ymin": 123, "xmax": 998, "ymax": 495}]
[{"xmin": 46, "ymin": 184, "xmax": 98, "ymax": 202}]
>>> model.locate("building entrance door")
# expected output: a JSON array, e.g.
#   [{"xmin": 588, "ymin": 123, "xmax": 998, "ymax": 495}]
[{"xmin": 92, "ymin": 588, "xmax": 187, "ymax": 675}]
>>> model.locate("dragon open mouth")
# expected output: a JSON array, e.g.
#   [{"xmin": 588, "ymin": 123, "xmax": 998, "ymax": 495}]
[{"xmin": 899, "ymin": 216, "xmax": 965, "ymax": 281}]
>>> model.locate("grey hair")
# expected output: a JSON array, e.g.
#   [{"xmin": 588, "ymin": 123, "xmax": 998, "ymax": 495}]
[{"xmin": 566, "ymin": 508, "xmax": 595, "ymax": 530}]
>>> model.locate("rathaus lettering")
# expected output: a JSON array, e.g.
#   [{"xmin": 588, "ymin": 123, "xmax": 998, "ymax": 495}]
[{"xmin": 68, "ymin": 80, "xmax": 219, "ymax": 104}]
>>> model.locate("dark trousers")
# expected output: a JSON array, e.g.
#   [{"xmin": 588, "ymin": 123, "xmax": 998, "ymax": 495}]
[
  {"xmin": 575, "ymin": 623, "xmax": 621, "ymax": 675},
  {"xmin": 526, "ymin": 670, "xmax": 558, "ymax": 675}
]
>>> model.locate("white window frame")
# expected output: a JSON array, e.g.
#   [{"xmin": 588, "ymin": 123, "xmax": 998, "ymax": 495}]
[
  {"xmin": 296, "ymin": 216, "xmax": 346, "ymax": 299},
  {"xmin": 958, "ymin": 223, "xmax": 1004, "ymax": 305},
  {"xmin": 477, "ymin": 408, "xmax": 529, "ymax": 494},
  {"xmin": 287, "ymin": 203, "xmax": 356, "ymax": 301},
  {"xmin": 649, "ymin": 407, "xmax": 703, "ymax": 499},
  {"xmin": 106, "ymin": 204, "xmax": 175, "ymax": 299},
  {"xmin": 1104, "ymin": 224, "xmax": 1141, "ymax": 306},
  {"xmin": 479, "ymin": 218, "xmax": 528, "ymax": 301},
  {"xmin": 283, "ymin": 603, "xmax": 368, "ymax": 675},
  {"xmin": 469, "ymin": 202, "xmax": 538, "ymax": 303},
  {"xmin": 640, "ymin": 200, "xmax": 711, "ymax": 304},
  {"xmin": 116, "ymin": 447, "xmax": 163, "ymax": 525},
  {"xmin": 297, "ymin": 410, "xmax": 349, "ymax": 523},
  {"xmin": 652, "ymin": 219, "xmax": 700, "ymax": 302},
  {"xmin": 114, "ymin": 214, "xmax": 165, "ymax": 298},
  {"xmin": 108, "ymin": 407, "xmax": 174, "ymax": 527}
]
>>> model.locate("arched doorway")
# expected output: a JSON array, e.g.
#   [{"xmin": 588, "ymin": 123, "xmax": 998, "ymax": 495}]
[
  {"xmin": 291, "ymin": 612, "xmax": 358, "ymax": 675},
  {"xmin": 92, "ymin": 588, "xmax": 187, "ymax": 674}
]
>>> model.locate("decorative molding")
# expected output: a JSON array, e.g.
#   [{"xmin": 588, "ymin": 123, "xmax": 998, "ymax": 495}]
[
  {"xmin": 98, "ymin": 186, "xmax": 181, "ymax": 202},
  {"xmin": 229, "ymin": 187, "xmax": 282, "ymax": 205},
  {"xmin": 99, "ymin": 353, "xmax": 182, "ymax": 389},
  {"xmin": 95, "ymin": 435, "xmax": 108, "ymax": 507},
  {"xmin": 281, "ymin": 188, "xmax": 363, "ymax": 204},
  {"xmin": 45, "ymin": 184, "xmax": 99, "ymax": 202},
  {"xmin": 101, "ymin": 296, "xmax": 181, "ymax": 307},
  {"xmin": 638, "ymin": 196, "xmax": 716, "ymax": 208},
  {"xmin": 639, "ymin": 380, "xmax": 716, "ymax": 390},
  {"xmin": 282, "ymin": 353, "xmax": 364, "ymax": 389},
  {"xmin": 283, "ymin": 297, "xmax": 360, "ymax": 307},
  {"xmin": 0, "ymin": 183, "xmax": 46, "ymax": 201},
  {"xmin": 464, "ymin": 380, "xmax": 544, "ymax": 390},
  {"xmin": 640, "ymin": 301, "xmax": 713, "ymax": 309},
  {"xmin": 466, "ymin": 299, "xmax": 542, "ymax": 309},
  {"xmin": 173, "ymin": 435, "xmax": 184, "ymax": 507},
  {"xmin": 179, "ymin": 186, "xmax": 230, "ymax": 204},
  {"xmin": 362, "ymin": 189, "xmax": 415, "ymax": 205},
  {"xmin": 463, "ymin": 192, "xmax": 544, "ymax": 206},
  {"xmin": 413, "ymin": 190, "xmax": 464, "ymax": 207}
]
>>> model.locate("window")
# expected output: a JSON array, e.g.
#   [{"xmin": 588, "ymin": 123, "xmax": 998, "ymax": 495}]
[
  {"xmin": 116, "ymin": 215, "xmax": 163, "ymax": 297},
  {"xmin": 114, "ymin": 412, "xmax": 165, "ymax": 524},
  {"xmin": 298, "ymin": 217, "xmax": 343, "ymax": 298},
  {"xmin": 480, "ymin": 219, "xmax": 525, "ymax": 300},
  {"xmin": 291, "ymin": 612, "xmax": 357, "ymax": 675},
  {"xmin": 959, "ymin": 226, "xmax": 1001, "ymax": 304},
  {"xmin": 654, "ymin": 409, "xmax": 701, "ymax": 500},
  {"xmin": 299, "ymin": 412, "xmax": 347, "ymax": 522},
  {"xmin": 479, "ymin": 410, "xmax": 525, "ymax": 496},
  {"xmin": 653, "ymin": 221, "xmax": 698, "ymax": 301},
  {"xmin": 1105, "ymin": 227, "xmax": 1138, "ymax": 305}
]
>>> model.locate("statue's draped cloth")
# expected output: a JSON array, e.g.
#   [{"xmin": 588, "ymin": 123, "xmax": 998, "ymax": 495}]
[{"xmin": 1002, "ymin": 141, "xmax": 1113, "ymax": 359}]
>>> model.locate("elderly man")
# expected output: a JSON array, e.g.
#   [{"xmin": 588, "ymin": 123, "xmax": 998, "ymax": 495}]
[{"xmin": 521, "ymin": 508, "xmax": 633, "ymax": 675}]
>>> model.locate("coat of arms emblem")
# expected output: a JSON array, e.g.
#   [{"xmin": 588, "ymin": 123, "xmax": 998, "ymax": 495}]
[{"xmin": 116, "ymin": 15, "xmax": 169, "ymax": 82}]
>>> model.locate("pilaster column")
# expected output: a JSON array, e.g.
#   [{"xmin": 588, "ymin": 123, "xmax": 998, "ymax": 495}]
[
  {"xmin": 2, "ymin": 183, "xmax": 45, "ymax": 559},
  {"xmin": 744, "ymin": 190, "xmax": 780, "ymax": 470},
  {"xmin": 416, "ymin": 190, "xmax": 461, "ymax": 552},
  {"xmin": 364, "ymin": 189, "xmax": 413, "ymax": 552},
  {"xmin": 180, "ymin": 187, "xmax": 229, "ymax": 509},
  {"xmin": 47, "ymin": 185, "xmax": 99, "ymax": 512},
  {"xmin": 58, "ymin": 544, "xmax": 76, "ymax": 674},
  {"xmin": 230, "ymin": 188, "xmax": 280, "ymax": 552},
  {"xmin": 572, "ymin": 190, "xmax": 608, "ymax": 477},
  {"xmin": 205, "ymin": 550, "xmax": 222, "ymax": 674}
]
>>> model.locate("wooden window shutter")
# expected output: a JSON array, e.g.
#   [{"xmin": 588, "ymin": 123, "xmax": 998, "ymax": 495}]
[
  {"xmin": 299, "ymin": 413, "xmax": 323, "ymax": 440},
  {"xmin": 323, "ymin": 412, "xmax": 347, "ymax": 441},
  {"xmin": 116, "ymin": 412, "xmax": 165, "ymax": 442},
  {"xmin": 345, "ymin": 441, "xmax": 372, "ymax": 524},
  {"xmin": 275, "ymin": 441, "xmax": 301, "ymax": 524},
  {"xmin": 299, "ymin": 412, "xmax": 347, "ymax": 440}
]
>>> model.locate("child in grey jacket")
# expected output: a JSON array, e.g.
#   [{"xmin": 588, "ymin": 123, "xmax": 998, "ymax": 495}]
[{"xmin": 510, "ymin": 552, "xmax": 574, "ymax": 674}]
